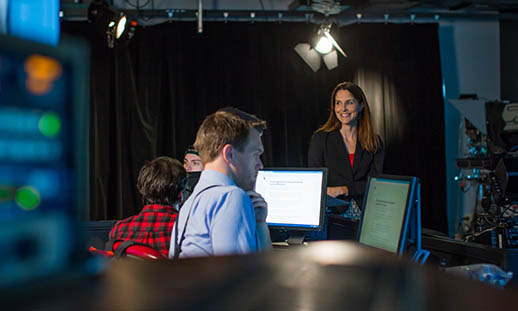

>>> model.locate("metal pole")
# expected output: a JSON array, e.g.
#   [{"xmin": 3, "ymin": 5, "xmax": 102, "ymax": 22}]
[{"xmin": 197, "ymin": 0, "xmax": 203, "ymax": 33}]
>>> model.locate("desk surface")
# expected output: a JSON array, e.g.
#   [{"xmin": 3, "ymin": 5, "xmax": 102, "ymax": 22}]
[{"xmin": 17, "ymin": 241, "xmax": 518, "ymax": 310}]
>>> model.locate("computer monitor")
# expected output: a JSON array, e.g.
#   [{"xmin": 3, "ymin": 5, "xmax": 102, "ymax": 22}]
[
  {"xmin": 254, "ymin": 168, "xmax": 328, "ymax": 244},
  {"xmin": 357, "ymin": 175, "xmax": 421, "ymax": 255},
  {"xmin": 0, "ymin": 34, "xmax": 89, "ymax": 288}
]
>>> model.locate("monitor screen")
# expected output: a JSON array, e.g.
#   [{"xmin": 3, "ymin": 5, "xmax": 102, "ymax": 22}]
[
  {"xmin": 254, "ymin": 168, "xmax": 327, "ymax": 231},
  {"xmin": 357, "ymin": 175, "xmax": 417, "ymax": 254},
  {"xmin": 0, "ymin": 34, "xmax": 89, "ymax": 287}
]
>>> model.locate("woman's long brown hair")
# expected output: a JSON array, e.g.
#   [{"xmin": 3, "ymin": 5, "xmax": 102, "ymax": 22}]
[{"xmin": 316, "ymin": 81, "xmax": 380, "ymax": 153}]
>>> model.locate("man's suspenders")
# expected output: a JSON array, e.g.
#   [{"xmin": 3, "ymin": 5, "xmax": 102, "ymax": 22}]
[{"xmin": 173, "ymin": 185, "xmax": 217, "ymax": 259}]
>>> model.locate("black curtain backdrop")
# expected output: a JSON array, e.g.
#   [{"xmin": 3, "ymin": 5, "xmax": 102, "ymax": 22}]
[
  {"xmin": 62, "ymin": 21, "xmax": 447, "ymax": 233},
  {"xmin": 501, "ymin": 21, "xmax": 518, "ymax": 102}
]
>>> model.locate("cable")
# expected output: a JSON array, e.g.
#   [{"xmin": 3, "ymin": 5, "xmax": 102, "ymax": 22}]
[
  {"xmin": 483, "ymin": 213, "xmax": 497, "ymax": 226},
  {"xmin": 498, "ymin": 204, "xmax": 518, "ymax": 218},
  {"xmin": 259, "ymin": 0, "xmax": 265, "ymax": 11},
  {"xmin": 467, "ymin": 226, "xmax": 495, "ymax": 239}
]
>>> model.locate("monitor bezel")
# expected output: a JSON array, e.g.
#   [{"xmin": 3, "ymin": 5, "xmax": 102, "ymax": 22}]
[
  {"xmin": 256, "ymin": 167, "xmax": 328, "ymax": 232},
  {"xmin": 356, "ymin": 174, "xmax": 418, "ymax": 255}
]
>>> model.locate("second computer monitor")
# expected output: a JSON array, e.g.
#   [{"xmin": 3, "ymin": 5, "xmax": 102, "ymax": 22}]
[{"xmin": 357, "ymin": 175, "xmax": 419, "ymax": 254}]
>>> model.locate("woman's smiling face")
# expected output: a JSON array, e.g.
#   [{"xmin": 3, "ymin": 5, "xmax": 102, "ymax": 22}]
[{"xmin": 334, "ymin": 89, "xmax": 363, "ymax": 126}]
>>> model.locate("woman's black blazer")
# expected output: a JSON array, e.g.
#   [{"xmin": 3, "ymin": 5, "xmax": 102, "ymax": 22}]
[{"xmin": 308, "ymin": 130, "xmax": 384, "ymax": 204}]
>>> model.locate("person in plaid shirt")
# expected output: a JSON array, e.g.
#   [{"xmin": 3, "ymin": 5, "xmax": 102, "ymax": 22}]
[{"xmin": 109, "ymin": 156, "xmax": 187, "ymax": 257}]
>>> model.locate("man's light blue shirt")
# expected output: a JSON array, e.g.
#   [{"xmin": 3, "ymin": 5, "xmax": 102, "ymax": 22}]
[{"xmin": 169, "ymin": 170, "xmax": 258, "ymax": 258}]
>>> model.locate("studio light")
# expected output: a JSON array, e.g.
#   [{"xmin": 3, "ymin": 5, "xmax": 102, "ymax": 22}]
[
  {"xmin": 116, "ymin": 16, "xmax": 127, "ymax": 39},
  {"xmin": 294, "ymin": 23, "xmax": 347, "ymax": 72},
  {"xmin": 315, "ymin": 36, "xmax": 333, "ymax": 54},
  {"xmin": 88, "ymin": 0, "xmax": 135, "ymax": 48}
]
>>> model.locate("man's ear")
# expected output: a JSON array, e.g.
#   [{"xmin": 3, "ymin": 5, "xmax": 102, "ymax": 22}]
[{"xmin": 222, "ymin": 144, "xmax": 233, "ymax": 164}]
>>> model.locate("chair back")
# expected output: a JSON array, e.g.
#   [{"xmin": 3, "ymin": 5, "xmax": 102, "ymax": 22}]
[
  {"xmin": 89, "ymin": 240, "xmax": 166, "ymax": 260},
  {"xmin": 111, "ymin": 240, "xmax": 165, "ymax": 260}
]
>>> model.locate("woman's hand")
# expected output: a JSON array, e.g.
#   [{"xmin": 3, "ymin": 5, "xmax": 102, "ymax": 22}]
[
  {"xmin": 327, "ymin": 186, "xmax": 349, "ymax": 198},
  {"xmin": 247, "ymin": 190, "xmax": 268, "ymax": 222}
]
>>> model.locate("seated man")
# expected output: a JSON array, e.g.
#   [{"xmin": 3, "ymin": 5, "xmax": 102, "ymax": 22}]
[
  {"xmin": 170, "ymin": 107, "xmax": 272, "ymax": 258},
  {"xmin": 183, "ymin": 145, "xmax": 204, "ymax": 172},
  {"xmin": 109, "ymin": 156, "xmax": 186, "ymax": 257}
]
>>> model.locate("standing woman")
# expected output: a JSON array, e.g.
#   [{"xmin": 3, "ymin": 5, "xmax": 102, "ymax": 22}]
[{"xmin": 308, "ymin": 82, "xmax": 384, "ymax": 208}]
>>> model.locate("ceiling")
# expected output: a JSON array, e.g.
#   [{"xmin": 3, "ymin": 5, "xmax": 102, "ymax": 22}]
[{"xmin": 60, "ymin": 0, "xmax": 518, "ymax": 24}]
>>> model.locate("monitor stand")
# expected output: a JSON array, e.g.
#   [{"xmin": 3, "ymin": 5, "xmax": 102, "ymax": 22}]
[
  {"xmin": 408, "ymin": 182, "xmax": 430, "ymax": 265},
  {"xmin": 286, "ymin": 231, "xmax": 306, "ymax": 245}
]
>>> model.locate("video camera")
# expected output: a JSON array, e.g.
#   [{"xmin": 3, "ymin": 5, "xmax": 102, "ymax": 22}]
[{"xmin": 452, "ymin": 98, "xmax": 518, "ymax": 248}]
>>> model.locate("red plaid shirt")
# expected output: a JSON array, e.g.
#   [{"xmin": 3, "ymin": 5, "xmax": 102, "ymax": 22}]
[{"xmin": 109, "ymin": 204, "xmax": 178, "ymax": 257}]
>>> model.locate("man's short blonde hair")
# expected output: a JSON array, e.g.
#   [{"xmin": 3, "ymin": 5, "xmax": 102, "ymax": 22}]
[{"xmin": 194, "ymin": 107, "xmax": 267, "ymax": 164}]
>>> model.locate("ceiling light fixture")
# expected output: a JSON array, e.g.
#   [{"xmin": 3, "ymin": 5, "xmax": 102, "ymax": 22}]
[{"xmin": 294, "ymin": 22, "xmax": 347, "ymax": 72}]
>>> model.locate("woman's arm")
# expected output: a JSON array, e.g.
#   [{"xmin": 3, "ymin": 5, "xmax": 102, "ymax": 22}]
[
  {"xmin": 347, "ymin": 138, "xmax": 385, "ymax": 197},
  {"xmin": 370, "ymin": 137, "xmax": 385, "ymax": 175},
  {"xmin": 309, "ymin": 132, "xmax": 351, "ymax": 197},
  {"xmin": 308, "ymin": 132, "xmax": 325, "ymax": 167}
]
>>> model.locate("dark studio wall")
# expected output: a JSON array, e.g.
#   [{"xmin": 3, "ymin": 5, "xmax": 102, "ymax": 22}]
[{"xmin": 62, "ymin": 21, "xmax": 447, "ymax": 233}]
